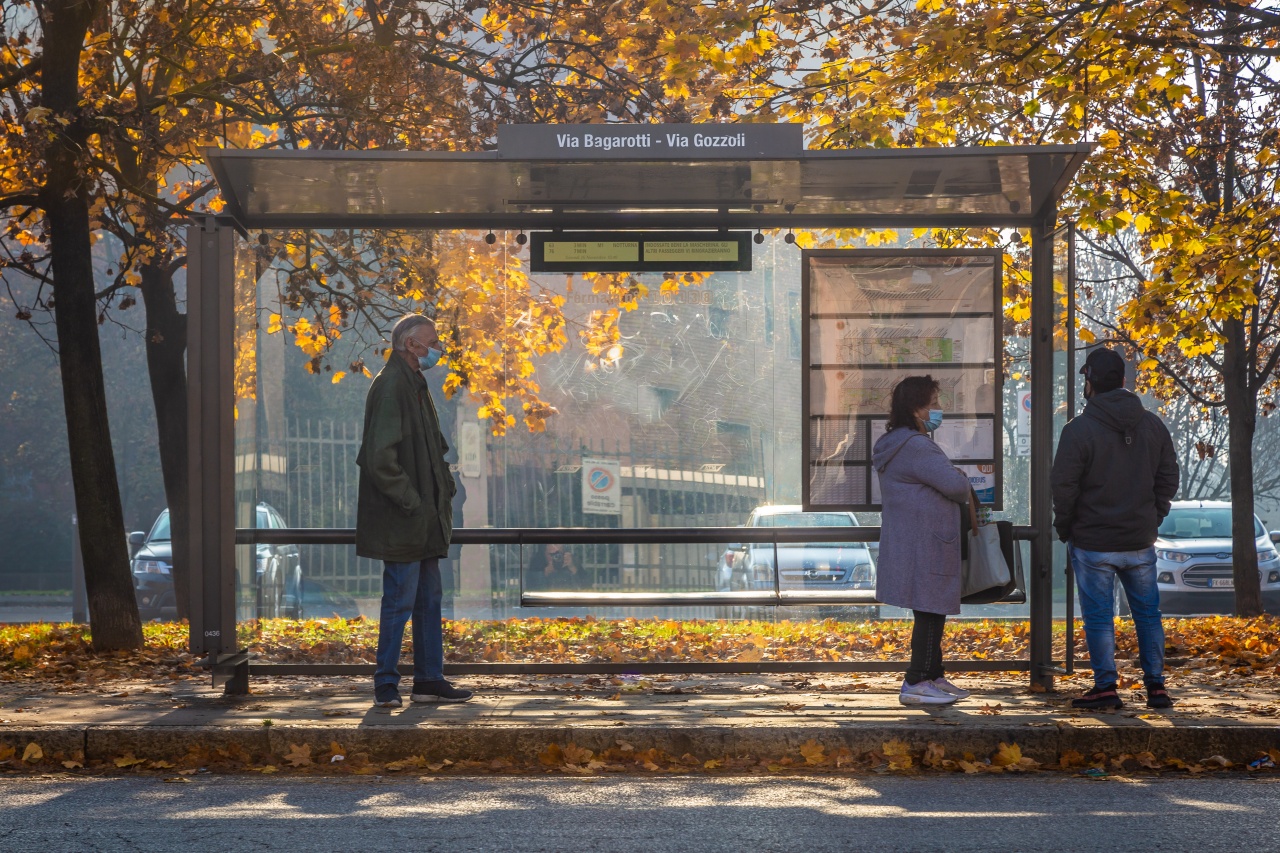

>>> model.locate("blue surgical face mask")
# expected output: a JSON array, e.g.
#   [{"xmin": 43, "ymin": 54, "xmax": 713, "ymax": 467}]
[
  {"xmin": 924, "ymin": 409, "xmax": 944, "ymax": 432},
  {"xmin": 417, "ymin": 347, "xmax": 444, "ymax": 371}
]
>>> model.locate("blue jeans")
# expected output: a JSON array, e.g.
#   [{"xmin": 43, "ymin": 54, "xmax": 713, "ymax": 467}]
[
  {"xmin": 374, "ymin": 558, "xmax": 444, "ymax": 695},
  {"xmin": 1070, "ymin": 545, "xmax": 1165, "ymax": 689}
]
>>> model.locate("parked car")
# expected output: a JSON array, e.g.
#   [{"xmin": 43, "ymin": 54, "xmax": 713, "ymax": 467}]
[
  {"xmin": 1122, "ymin": 500, "xmax": 1280, "ymax": 616},
  {"xmin": 129, "ymin": 503, "xmax": 304, "ymax": 621},
  {"xmin": 718, "ymin": 505, "xmax": 879, "ymax": 619}
]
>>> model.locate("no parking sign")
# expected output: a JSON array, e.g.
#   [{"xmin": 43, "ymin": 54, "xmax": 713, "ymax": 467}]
[{"xmin": 581, "ymin": 457, "xmax": 621, "ymax": 515}]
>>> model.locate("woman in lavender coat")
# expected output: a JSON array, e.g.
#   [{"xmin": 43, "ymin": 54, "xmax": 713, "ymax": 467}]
[{"xmin": 871, "ymin": 375, "xmax": 974, "ymax": 706}]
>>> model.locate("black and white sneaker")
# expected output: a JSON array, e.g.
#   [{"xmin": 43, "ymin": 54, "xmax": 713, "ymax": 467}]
[
  {"xmin": 411, "ymin": 679, "xmax": 473, "ymax": 703},
  {"xmin": 373, "ymin": 689, "xmax": 403, "ymax": 708}
]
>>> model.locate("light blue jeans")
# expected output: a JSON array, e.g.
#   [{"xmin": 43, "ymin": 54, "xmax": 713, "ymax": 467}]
[
  {"xmin": 374, "ymin": 558, "xmax": 444, "ymax": 696},
  {"xmin": 1070, "ymin": 545, "xmax": 1165, "ymax": 689}
]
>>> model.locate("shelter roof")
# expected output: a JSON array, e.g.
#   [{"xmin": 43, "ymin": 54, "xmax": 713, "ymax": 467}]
[{"xmin": 204, "ymin": 142, "xmax": 1090, "ymax": 231}]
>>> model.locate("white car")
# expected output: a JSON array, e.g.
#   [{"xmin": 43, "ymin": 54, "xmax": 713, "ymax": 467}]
[{"xmin": 1135, "ymin": 500, "xmax": 1280, "ymax": 615}]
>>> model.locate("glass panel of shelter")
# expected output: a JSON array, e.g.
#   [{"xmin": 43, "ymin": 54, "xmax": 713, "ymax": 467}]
[{"xmin": 229, "ymin": 227, "xmax": 1037, "ymax": 664}]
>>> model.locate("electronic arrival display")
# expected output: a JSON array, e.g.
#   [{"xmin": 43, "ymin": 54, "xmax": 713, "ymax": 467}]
[{"xmin": 529, "ymin": 231, "xmax": 752, "ymax": 273}]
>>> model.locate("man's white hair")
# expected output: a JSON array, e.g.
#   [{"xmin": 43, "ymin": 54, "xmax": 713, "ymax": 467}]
[{"xmin": 390, "ymin": 314, "xmax": 435, "ymax": 352}]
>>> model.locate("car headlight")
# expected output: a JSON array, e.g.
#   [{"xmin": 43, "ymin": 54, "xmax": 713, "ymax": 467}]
[
  {"xmin": 133, "ymin": 560, "xmax": 170, "ymax": 575},
  {"xmin": 1155, "ymin": 549, "xmax": 1190, "ymax": 563},
  {"xmin": 1268, "ymin": 571, "xmax": 1280, "ymax": 584},
  {"xmin": 1157, "ymin": 572, "xmax": 1174, "ymax": 584},
  {"xmin": 850, "ymin": 563, "xmax": 875, "ymax": 585},
  {"xmin": 1258, "ymin": 550, "xmax": 1278, "ymax": 563}
]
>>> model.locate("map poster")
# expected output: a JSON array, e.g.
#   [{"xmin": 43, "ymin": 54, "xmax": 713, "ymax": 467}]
[{"xmin": 803, "ymin": 250, "xmax": 1003, "ymax": 512}]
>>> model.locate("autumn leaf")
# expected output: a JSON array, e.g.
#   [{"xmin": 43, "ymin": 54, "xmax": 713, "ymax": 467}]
[
  {"xmin": 62, "ymin": 760, "xmax": 83, "ymax": 769},
  {"xmin": 922, "ymin": 742, "xmax": 946, "ymax": 768},
  {"xmin": 561, "ymin": 743, "xmax": 593, "ymax": 766},
  {"xmin": 386, "ymin": 755, "xmax": 428, "ymax": 771},
  {"xmin": 539, "ymin": 743, "xmax": 564, "ymax": 767},
  {"xmin": 0, "ymin": 745, "xmax": 15, "ymax": 762},
  {"xmin": 799, "ymin": 740, "xmax": 826, "ymax": 766},
  {"xmin": 1059, "ymin": 750, "xmax": 1086, "ymax": 768},
  {"xmin": 284, "ymin": 743, "xmax": 314, "ymax": 767},
  {"xmin": 22, "ymin": 743, "xmax": 43, "ymax": 763},
  {"xmin": 736, "ymin": 647, "xmax": 764, "ymax": 663},
  {"xmin": 114, "ymin": 752, "xmax": 146, "ymax": 768},
  {"xmin": 882, "ymin": 739, "xmax": 913, "ymax": 770},
  {"xmin": 703, "ymin": 759, "xmax": 723, "ymax": 770},
  {"xmin": 1134, "ymin": 752, "xmax": 1162, "ymax": 770},
  {"xmin": 991, "ymin": 743, "xmax": 1022, "ymax": 768}
]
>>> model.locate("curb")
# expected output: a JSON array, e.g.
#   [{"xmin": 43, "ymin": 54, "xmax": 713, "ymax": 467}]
[{"xmin": 3, "ymin": 724, "xmax": 1277, "ymax": 769}]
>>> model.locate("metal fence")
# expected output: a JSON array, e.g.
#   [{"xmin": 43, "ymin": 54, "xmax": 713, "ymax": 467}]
[
  {"xmin": 488, "ymin": 433, "xmax": 766, "ymax": 613},
  {"xmin": 257, "ymin": 421, "xmax": 768, "ymax": 603}
]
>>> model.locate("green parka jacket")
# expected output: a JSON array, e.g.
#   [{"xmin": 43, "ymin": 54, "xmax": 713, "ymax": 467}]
[{"xmin": 355, "ymin": 354, "xmax": 455, "ymax": 562}]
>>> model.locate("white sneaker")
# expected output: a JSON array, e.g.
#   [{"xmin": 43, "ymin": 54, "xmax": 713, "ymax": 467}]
[
  {"xmin": 899, "ymin": 679, "xmax": 959, "ymax": 705},
  {"xmin": 931, "ymin": 677, "xmax": 971, "ymax": 700}
]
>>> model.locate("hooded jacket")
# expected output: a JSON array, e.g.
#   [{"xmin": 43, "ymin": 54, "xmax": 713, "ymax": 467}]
[
  {"xmin": 1051, "ymin": 388, "xmax": 1179, "ymax": 552},
  {"xmin": 871, "ymin": 426, "xmax": 973, "ymax": 615}
]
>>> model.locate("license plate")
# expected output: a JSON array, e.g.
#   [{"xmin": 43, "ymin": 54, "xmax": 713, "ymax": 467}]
[{"xmin": 1210, "ymin": 578, "xmax": 1234, "ymax": 589}]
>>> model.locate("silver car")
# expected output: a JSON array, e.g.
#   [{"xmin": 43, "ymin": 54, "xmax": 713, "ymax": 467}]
[
  {"xmin": 1133, "ymin": 500, "xmax": 1280, "ymax": 615},
  {"xmin": 718, "ymin": 505, "xmax": 879, "ymax": 619}
]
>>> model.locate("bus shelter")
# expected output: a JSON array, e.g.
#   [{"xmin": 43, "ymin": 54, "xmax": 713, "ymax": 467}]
[{"xmin": 191, "ymin": 125, "xmax": 1089, "ymax": 692}]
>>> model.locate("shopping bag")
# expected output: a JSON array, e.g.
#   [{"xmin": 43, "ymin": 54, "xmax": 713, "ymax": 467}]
[{"xmin": 961, "ymin": 494, "xmax": 1012, "ymax": 599}]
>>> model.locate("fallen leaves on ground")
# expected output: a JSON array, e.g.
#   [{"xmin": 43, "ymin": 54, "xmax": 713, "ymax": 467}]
[{"xmin": 6, "ymin": 616, "xmax": 1279, "ymax": 686}]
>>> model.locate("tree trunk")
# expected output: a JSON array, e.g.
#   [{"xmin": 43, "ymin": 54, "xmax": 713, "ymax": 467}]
[
  {"xmin": 1222, "ymin": 316, "xmax": 1263, "ymax": 616},
  {"xmin": 139, "ymin": 260, "xmax": 190, "ymax": 620},
  {"xmin": 41, "ymin": 0, "xmax": 143, "ymax": 650}
]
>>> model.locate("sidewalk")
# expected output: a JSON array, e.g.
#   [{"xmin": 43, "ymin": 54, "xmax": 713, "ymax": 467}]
[{"xmin": 3, "ymin": 671, "xmax": 1278, "ymax": 773}]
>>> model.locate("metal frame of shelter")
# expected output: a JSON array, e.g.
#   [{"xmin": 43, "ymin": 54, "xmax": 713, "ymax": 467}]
[{"xmin": 190, "ymin": 131, "xmax": 1090, "ymax": 693}]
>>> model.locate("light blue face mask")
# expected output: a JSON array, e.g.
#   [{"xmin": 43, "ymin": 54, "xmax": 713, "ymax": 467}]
[
  {"xmin": 417, "ymin": 347, "xmax": 444, "ymax": 371},
  {"xmin": 923, "ymin": 409, "xmax": 944, "ymax": 432}
]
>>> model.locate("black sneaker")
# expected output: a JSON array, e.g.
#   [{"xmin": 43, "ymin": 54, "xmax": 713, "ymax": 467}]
[
  {"xmin": 1071, "ymin": 684, "xmax": 1123, "ymax": 710},
  {"xmin": 374, "ymin": 688, "xmax": 402, "ymax": 708},
  {"xmin": 1146, "ymin": 684, "xmax": 1175, "ymax": 709},
  {"xmin": 411, "ymin": 679, "xmax": 473, "ymax": 703}
]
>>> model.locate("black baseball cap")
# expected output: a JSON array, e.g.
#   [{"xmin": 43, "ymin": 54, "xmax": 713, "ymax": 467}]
[{"xmin": 1080, "ymin": 347, "xmax": 1126, "ymax": 392}]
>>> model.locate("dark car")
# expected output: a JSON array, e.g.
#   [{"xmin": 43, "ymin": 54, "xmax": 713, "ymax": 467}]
[{"xmin": 130, "ymin": 503, "xmax": 304, "ymax": 621}]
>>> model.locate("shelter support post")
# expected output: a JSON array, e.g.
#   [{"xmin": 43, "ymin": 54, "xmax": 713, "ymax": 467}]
[
  {"xmin": 1029, "ymin": 213, "xmax": 1057, "ymax": 690},
  {"xmin": 186, "ymin": 219, "xmax": 242, "ymax": 693}
]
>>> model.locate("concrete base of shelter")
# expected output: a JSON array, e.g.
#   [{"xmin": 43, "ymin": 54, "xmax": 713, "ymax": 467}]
[{"xmin": 2, "ymin": 673, "xmax": 1277, "ymax": 770}]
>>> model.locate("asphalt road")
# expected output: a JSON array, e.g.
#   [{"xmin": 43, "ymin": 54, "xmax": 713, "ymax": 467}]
[{"xmin": 1, "ymin": 774, "xmax": 1274, "ymax": 852}]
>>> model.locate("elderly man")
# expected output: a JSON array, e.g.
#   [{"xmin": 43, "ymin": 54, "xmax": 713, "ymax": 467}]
[{"xmin": 357, "ymin": 314, "xmax": 471, "ymax": 707}]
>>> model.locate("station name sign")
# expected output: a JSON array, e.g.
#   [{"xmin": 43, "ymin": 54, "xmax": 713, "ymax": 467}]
[
  {"xmin": 498, "ymin": 123, "xmax": 802, "ymax": 160},
  {"xmin": 530, "ymin": 231, "xmax": 753, "ymax": 273}
]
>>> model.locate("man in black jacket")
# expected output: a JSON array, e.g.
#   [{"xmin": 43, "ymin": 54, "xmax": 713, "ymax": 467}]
[{"xmin": 1052, "ymin": 347, "xmax": 1179, "ymax": 710}]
